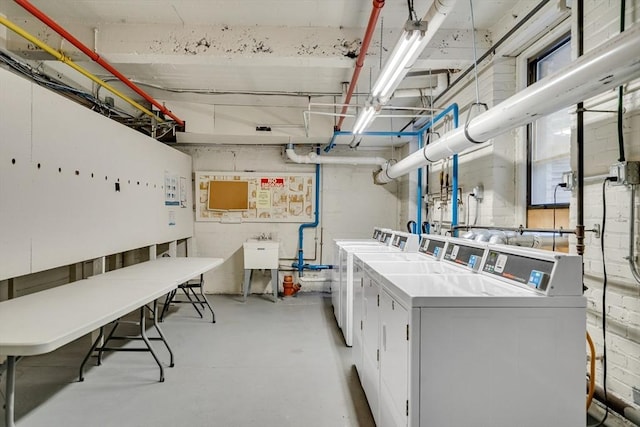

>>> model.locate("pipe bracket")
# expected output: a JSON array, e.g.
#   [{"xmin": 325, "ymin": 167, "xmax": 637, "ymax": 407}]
[{"xmin": 464, "ymin": 102, "xmax": 489, "ymax": 144}]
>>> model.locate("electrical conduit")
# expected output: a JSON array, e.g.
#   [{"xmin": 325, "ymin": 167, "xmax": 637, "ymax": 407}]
[
  {"xmin": 0, "ymin": 16, "xmax": 161, "ymax": 123},
  {"xmin": 373, "ymin": 24, "xmax": 640, "ymax": 184},
  {"xmin": 292, "ymin": 147, "xmax": 331, "ymax": 274},
  {"xmin": 336, "ymin": 0, "xmax": 385, "ymax": 131},
  {"xmin": 14, "ymin": 0, "xmax": 185, "ymax": 127}
]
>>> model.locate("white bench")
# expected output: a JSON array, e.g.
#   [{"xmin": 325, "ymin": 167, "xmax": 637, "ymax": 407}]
[{"xmin": 0, "ymin": 257, "xmax": 223, "ymax": 427}]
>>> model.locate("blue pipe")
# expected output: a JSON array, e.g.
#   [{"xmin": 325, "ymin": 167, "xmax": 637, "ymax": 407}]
[
  {"xmin": 333, "ymin": 130, "xmax": 419, "ymax": 137},
  {"xmin": 415, "ymin": 103, "xmax": 459, "ymax": 134},
  {"xmin": 451, "ymin": 108, "xmax": 460, "ymax": 236},
  {"xmin": 415, "ymin": 104, "xmax": 459, "ymax": 235},
  {"xmin": 324, "ymin": 133, "xmax": 338, "ymax": 153},
  {"xmin": 292, "ymin": 147, "xmax": 332, "ymax": 274}
]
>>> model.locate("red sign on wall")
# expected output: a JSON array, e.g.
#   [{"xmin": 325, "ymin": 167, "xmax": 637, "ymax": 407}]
[{"xmin": 260, "ymin": 178, "xmax": 285, "ymax": 188}]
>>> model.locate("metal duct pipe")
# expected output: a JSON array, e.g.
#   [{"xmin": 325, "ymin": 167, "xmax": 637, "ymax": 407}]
[
  {"xmin": 335, "ymin": 0, "xmax": 385, "ymax": 131},
  {"xmin": 286, "ymin": 144, "xmax": 387, "ymax": 166},
  {"xmin": 14, "ymin": 0, "xmax": 185, "ymax": 127},
  {"xmin": 374, "ymin": 24, "xmax": 640, "ymax": 184}
]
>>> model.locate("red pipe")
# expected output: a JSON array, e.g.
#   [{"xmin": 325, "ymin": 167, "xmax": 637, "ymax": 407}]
[
  {"xmin": 336, "ymin": 0, "xmax": 385, "ymax": 131},
  {"xmin": 14, "ymin": 0, "xmax": 185, "ymax": 127}
]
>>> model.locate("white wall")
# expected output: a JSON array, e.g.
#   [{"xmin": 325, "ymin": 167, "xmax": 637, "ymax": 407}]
[
  {"xmin": 0, "ymin": 66, "xmax": 194, "ymax": 300},
  {"xmin": 177, "ymin": 144, "xmax": 399, "ymax": 294}
]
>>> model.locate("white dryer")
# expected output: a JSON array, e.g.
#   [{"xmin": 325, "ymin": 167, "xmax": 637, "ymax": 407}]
[
  {"xmin": 354, "ymin": 236, "xmax": 489, "ymax": 425},
  {"xmin": 336, "ymin": 231, "xmax": 419, "ymax": 346},
  {"xmin": 331, "ymin": 228, "xmax": 392, "ymax": 323},
  {"xmin": 360, "ymin": 244, "xmax": 586, "ymax": 427}
]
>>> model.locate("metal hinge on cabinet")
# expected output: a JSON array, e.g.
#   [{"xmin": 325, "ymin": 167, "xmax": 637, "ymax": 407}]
[
  {"xmin": 360, "ymin": 320, "xmax": 363, "ymax": 330},
  {"xmin": 377, "ymin": 294, "xmax": 379, "ymax": 306},
  {"xmin": 406, "ymin": 324, "xmax": 409, "ymax": 341},
  {"xmin": 376, "ymin": 349, "xmax": 379, "ymax": 362},
  {"xmin": 406, "ymin": 400, "xmax": 409, "ymax": 416}
]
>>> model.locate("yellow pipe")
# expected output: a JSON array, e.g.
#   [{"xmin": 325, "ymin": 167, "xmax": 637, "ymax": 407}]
[
  {"xmin": 0, "ymin": 16, "xmax": 164, "ymax": 123},
  {"xmin": 586, "ymin": 332, "xmax": 596, "ymax": 409}
]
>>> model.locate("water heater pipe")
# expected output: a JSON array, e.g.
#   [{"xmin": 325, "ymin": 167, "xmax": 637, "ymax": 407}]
[
  {"xmin": 14, "ymin": 0, "xmax": 185, "ymax": 127},
  {"xmin": 373, "ymin": 24, "xmax": 640, "ymax": 184},
  {"xmin": 286, "ymin": 144, "xmax": 387, "ymax": 166}
]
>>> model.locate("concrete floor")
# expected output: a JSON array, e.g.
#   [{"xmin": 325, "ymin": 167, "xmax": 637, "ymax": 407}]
[
  {"xmin": 1, "ymin": 292, "xmax": 633, "ymax": 427},
  {"xmin": 1, "ymin": 293, "xmax": 374, "ymax": 427}
]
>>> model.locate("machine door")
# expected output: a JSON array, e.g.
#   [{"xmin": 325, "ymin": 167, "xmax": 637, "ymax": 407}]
[
  {"xmin": 361, "ymin": 275, "xmax": 381, "ymax": 424},
  {"xmin": 352, "ymin": 265, "xmax": 364, "ymax": 368},
  {"xmin": 379, "ymin": 289, "xmax": 409, "ymax": 427}
]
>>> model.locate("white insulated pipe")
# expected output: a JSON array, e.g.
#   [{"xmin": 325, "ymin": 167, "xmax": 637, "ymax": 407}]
[
  {"xmin": 286, "ymin": 145, "xmax": 387, "ymax": 166},
  {"xmin": 374, "ymin": 24, "xmax": 640, "ymax": 184}
]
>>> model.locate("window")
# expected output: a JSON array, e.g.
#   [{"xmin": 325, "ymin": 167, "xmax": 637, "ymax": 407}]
[{"xmin": 527, "ymin": 36, "xmax": 571, "ymax": 207}]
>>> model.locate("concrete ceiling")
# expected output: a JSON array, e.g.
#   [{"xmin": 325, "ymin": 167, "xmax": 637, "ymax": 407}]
[{"xmin": 0, "ymin": 0, "xmax": 545, "ymax": 144}]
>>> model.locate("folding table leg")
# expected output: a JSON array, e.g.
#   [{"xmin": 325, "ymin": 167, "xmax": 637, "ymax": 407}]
[
  {"xmin": 150, "ymin": 300, "xmax": 174, "ymax": 368},
  {"xmin": 79, "ymin": 326, "xmax": 105, "ymax": 382},
  {"xmin": 138, "ymin": 306, "xmax": 165, "ymax": 382},
  {"xmin": 196, "ymin": 279, "xmax": 216, "ymax": 323},
  {"xmin": 4, "ymin": 356, "xmax": 16, "ymax": 427}
]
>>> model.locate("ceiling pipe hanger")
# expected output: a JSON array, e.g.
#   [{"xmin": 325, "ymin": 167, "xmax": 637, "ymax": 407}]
[{"xmin": 13, "ymin": 0, "xmax": 185, "ymax": 128}]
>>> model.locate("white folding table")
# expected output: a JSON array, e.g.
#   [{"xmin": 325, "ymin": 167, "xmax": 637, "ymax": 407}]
[{"xmin": 0, "ymin": 257, "xmax": 222, "ymax": 427}]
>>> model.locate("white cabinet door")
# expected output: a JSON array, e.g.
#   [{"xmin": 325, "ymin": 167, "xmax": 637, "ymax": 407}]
[
  {"xmin": 352, "ymin": 263, "xmax": 365, "ymax": 369},
  {"xmin": 379, "ymin": 290, "xmax": 409, "ymax": 427},
  {"xmin": 361, "ymin": 275, "xmax": 380, "ymax": 424}
]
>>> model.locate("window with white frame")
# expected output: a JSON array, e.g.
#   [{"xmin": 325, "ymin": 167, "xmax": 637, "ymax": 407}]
[{"xmin": 528, "ymin": 36, "xmax": 571, "ymax": 207}]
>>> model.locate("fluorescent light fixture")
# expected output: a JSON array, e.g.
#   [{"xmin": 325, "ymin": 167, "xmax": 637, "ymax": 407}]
[
  {"xmin": 352, "ymin": 105, "xmax": 376, "ymax": 134},
  {"xmin": 371, "ymin": 20, "xmax": 427, "ymax": 103},
  {"xmin": 350, "ymin": 20, "xmax": 427, "ymax": 135}
]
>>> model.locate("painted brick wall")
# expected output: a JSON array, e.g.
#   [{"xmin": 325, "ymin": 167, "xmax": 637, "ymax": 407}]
[{"xmin": 573, "ymin": 0, "xmax": 640, "ymax": 411}]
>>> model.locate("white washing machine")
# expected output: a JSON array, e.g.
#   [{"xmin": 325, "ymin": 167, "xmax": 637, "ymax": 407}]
[
  {"xmin": 336, "ymin": 231, "xmax": 419, "ymax": 346},
  {"xmin": 332, "ymin": 228, "xmax": 394, "ymax": 325},
  {"xmin": 354, "ymin": 236, "xmax": 489, "ymax": 425},
  {"xmin": 360, "ymin": 244, "xmax": 586, "ymax": 427}
]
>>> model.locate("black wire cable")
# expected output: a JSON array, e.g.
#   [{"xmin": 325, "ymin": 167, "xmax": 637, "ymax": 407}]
[
  {"xmin": 617, "ymin": 0, "xmax": 626, "ymax": 163},
  {"xmin": 589, "ymin": 178, "xmax": 614, "ymax": 427}
]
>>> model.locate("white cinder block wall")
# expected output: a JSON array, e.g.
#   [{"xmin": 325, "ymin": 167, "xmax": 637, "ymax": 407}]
[
  {"xmin": 411, "ymin": 0, "xmax": 640, "ymax": 415},
  {"xmin": 573, "ymin": 0, "xmax": 640, "ymax": 411},
  {"xmin": 177, "ymin": 144, "xmax": 399, "ymax": 294}
]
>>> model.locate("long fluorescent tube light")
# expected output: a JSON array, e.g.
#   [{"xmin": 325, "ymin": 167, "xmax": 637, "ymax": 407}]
[
  {"xmin": 350, "ymin": 20, "xmax": 427, "ymax": 135},
  {"xmin": 371, "ymin": 20, "xmax": 427, "ymax": 103},
  {"xmin": 352, "ymin": 105, "xmax": 376, "ymax": 134}
]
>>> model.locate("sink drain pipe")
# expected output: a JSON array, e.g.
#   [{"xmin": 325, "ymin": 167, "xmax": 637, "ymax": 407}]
[{"xmin": 292, "ymin": 147, "xmax": 332, "ymax": 275}]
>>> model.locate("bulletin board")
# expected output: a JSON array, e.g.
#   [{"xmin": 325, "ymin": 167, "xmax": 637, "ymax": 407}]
[
  {"xmin": 207, "ymin": 180, "xmax": 249, "ymax": 210},
  {"xmin": 196, "ymin": 171, "xmax": 315, "ymax": 223}
]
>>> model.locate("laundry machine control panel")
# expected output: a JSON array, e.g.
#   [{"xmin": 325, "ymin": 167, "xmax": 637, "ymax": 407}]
[
  {"xmin": 482, "ymin": 245, "xmax": 583, "ymax": 295},
  {"xmin": 390, "ymin": 231, "xmax": 419, "ymax": 252},
  {"xmin": 417, "ymin": 236, "xmax": 447, "ymax": 259},
  {"xmin": 379, "ymin": 231, "xmax": 395, "ymax": 245},
  {"xmin": 441, "ymin": 239, "xmax": 487, "ymax": 271}
]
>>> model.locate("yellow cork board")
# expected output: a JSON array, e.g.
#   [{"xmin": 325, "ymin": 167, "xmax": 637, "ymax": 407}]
[{"xmin": 207, "ymin": 180, "xmax": 249, "ymax": 210}]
